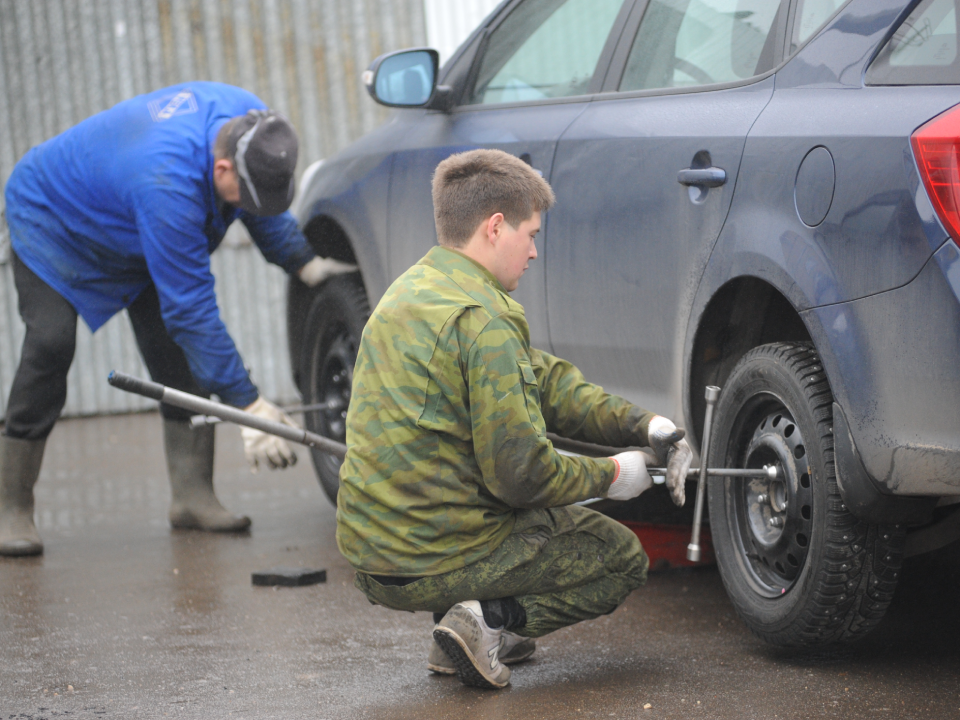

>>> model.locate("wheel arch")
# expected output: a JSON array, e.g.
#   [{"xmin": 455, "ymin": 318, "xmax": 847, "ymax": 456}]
[
  {"xmin": 687, "ymin": 277, "xmax": 811, "ymax": 447},
  {"xmin": 685, "ymin": 275, "xmax": 937, "ymax": 527},
  {"xmin": 287, "ymin": 213, "xmax": 376, "ymax": 391}
]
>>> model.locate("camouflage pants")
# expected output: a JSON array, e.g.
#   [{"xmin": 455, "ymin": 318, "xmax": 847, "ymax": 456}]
[{"xmin": 354, "ymin": 505, "xmax": 648, "ymax": 638}]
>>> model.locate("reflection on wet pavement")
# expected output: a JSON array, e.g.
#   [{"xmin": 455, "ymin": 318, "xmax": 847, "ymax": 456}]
[{"xmin": 2, "ymin": 412, "xmax": 959, "ymax": 719}]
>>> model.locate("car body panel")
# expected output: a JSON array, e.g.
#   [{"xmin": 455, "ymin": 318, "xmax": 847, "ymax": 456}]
[
  {"xmin": 776, "ymin": 0, "xmax": 911, "ymax": 90},
  {"xmin": 676, "ymin": 0, "xmax": 960, "ymax": 493},
  {"xmin": 297, "ymin": 126, "xmax": 397, "ymax": 303},
  {"xmin": 803, "ymin": 240, "xmax": 960, "ymax": 495},
  {"xmin": 384, "ymin": 101, "xmax": 591, "ymax": 348},
  {"xmin": 545, "ymin": 77, "xmax": 775, "ymax": 416},
  {"xmin": 730, "ymin": 86, "xmax": 956, "ymax": 308}
]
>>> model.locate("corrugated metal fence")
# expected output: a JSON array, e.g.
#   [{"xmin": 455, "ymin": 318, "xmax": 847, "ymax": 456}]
[
  {"xmin": 0, "ymin": 0, "xmax": 427, "ymax": 419},
  {"xmin": 424, "ymin": 0, "xmax": 502, "ymax": 63}
]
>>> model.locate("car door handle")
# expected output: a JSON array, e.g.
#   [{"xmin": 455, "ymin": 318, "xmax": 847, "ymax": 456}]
[{"xmin": 677, "ymin": 167, "xmax": 726, "ymax": 188}]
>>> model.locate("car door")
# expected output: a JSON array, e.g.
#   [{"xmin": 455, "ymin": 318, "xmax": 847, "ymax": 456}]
[
  {"xmin": 544, "ymin": 0, "xmax": 789, "ymax": 414},
  {"xmin": 387, "ymin": 0, "xmax": 635, "ymax": 348}
]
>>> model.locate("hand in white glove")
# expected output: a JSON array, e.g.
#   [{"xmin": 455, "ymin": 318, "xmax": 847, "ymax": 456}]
[
  {"xmin": 297, "ymin": 256, "xmax": 357, "ymax": 288},
  {"xmin": 241, "ymin": 397, "xmax": 300, "ymax": 472},
  {"xmin": 605, "ymin": 451, "xmax": 654, "ymax": 501},
  {"xmin": 647, "ymin": 415, "xmax": 693, "ymax": 507}
]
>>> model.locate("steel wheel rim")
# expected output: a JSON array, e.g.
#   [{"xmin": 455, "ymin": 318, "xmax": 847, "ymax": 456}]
[
  {"xmin": 728, "ymin": 395, "xmax": 813, "ymax": 598},
  {"xmin": 308, "ymin": 323, "xmax": 355, "ymax": 457}
]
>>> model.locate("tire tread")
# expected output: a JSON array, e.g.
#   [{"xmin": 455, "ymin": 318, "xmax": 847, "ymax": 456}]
[
  {"xmin": 300, "ymin": 275, "xmax": 370, "ymax": 503},
  {"xmin": 715, "ymin": 341, "xmax": 905, "ymax": 647}
]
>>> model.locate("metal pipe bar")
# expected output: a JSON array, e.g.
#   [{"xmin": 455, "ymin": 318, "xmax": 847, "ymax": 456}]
[
  {"xmin": 660, "ymin": 466, "xmax": 777, "ymax": 479},
  {"xmin": 189, "ymin": 400, "xmax": 331, "ymax": 429},
  {"xmin": 280, "ymin": 402, "xmax": 331, "ymax": 414},
  {"xmin": 107, "ymin": 371, "xmax": 348, "ymax": 460}
]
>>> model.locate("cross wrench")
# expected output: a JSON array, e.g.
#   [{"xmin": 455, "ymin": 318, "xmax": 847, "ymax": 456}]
[{"xmin": 687, "ymin": 386, "xmax": 719, "ymax": 562}]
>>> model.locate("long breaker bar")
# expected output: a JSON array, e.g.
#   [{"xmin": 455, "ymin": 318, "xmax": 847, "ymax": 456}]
[{"xmin": 107, "ymin": 371, "xmax": 348, "ymax": 459}]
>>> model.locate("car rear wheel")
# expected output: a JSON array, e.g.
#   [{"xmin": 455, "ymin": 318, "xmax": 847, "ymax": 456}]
[
  {"xmin": 299, "ymin": 276, "xmax": 369, "ymax": 504},
  {"xmin": 707, "ymin": 341, "xmax": 905, "ymax": 647}
]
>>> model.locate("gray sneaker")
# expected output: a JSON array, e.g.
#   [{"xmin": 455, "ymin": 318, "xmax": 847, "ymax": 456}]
[
  {"xmin": 428, "ymin": 629, "xmax": 536, "ymax": 675},
  {"xmin": 433, "ymin": 601, "xmax": 512, "ymax": 689}
]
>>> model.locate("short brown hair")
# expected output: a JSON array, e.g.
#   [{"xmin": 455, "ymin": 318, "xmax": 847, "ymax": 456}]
[
  {"xmin": 432, "ymin": 149, "xmax": 555, "ymax": 247},
  {"xmin": 213, "ymin": 116, "xmax": 243, "ymax": 160}
]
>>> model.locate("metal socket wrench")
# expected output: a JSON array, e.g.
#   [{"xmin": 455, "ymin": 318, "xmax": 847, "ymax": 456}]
[
  {"xmin": 682, "ymin": 386, "xmax": 782, "ymax": 562},
  {"xmin": 687, "ymin": 386, "xmax": 720, "ymax": 562}
]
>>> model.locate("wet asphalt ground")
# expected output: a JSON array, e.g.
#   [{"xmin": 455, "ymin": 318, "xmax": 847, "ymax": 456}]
[{"xmin": 2, "ymin": 412, "xmax": 959, "ymax": 720}]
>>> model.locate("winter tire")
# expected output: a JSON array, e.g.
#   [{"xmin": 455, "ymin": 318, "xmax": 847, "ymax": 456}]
[
  {"xmin": 299, "ymin": 275, "xmax": 369, "ymax": 504},
  {"xmin": 707, "ymin": 341, "xmax": 905, "ymax": 647}
]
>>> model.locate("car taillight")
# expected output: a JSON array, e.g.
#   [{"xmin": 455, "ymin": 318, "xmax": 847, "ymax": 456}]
[{"xmin": 912, "ymin": 104, "xmax": 960, "ymax": 249}]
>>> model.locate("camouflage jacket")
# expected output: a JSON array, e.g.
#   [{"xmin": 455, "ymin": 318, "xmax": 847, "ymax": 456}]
[{"xmin": 336, "ymin": 246, "xmax": 656, "ymax": 576}]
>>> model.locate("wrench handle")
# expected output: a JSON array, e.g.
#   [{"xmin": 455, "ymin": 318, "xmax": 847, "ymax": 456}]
[
  {"xmin": 687, "ymin": 386, "xmax": 721, "ymax": 562},
  {"xmin": 108, "ymin": 371, "xmax": 348, "ymax": 459},
  {"xmin": 107, "ymin": 371, "xmax": 165, "ymax": 401}
]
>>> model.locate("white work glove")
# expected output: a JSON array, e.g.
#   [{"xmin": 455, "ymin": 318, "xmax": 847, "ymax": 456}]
[
  {"xmin": 297, "ymin": 256, "xmax": 357, "ymax": 288},
  {"xmin": 241, "ymin": 397, "xmax": 299, "ymax": 472},
  {"xmin": 605, "ymin": 451, "xmax": 654, "ymax": 501},
  {"xmin": 647, "ymin": 415, "xmax": 694, "ymax": 507}
]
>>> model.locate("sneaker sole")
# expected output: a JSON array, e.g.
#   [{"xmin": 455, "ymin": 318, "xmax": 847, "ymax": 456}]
[
  {"xmin": 426, "ymin": 662, "xmax": 457, "ymax": 675},
  {"xmin": 432, "ymin": 627, "xmax": 509, "ymax": 689},
  {"xmin": 428, "ymin": 646, "xmax": 533, "ymax": 675}
]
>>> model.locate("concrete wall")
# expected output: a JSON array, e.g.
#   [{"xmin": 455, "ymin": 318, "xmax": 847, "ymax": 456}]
[{"xmin": 0, "ymin": 0, "xmax": 427, "ymax": 419}]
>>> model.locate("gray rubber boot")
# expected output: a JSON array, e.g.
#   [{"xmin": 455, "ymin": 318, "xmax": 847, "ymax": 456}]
[
  {"xmin": 164, "ymin": 419, "xmax": 251, "ymax": 532},
  {"xmin": 0, "ymin": 435, "xmax": 46, "ymax": 557}
]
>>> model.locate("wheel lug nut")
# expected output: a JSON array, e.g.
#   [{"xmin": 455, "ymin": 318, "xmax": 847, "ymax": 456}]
[
  {"xmin": 769, "ymin": 517, "xmax": 784, "ymax": 528},
  {"xmin": 757, "ymin": 494, "xmax": 768, "ymax": 503}
]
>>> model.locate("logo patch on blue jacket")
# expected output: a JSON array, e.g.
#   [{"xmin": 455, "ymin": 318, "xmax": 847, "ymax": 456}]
[{"xmin": 148, "ymin": 91, "xmax": 198, "ymax": 122}]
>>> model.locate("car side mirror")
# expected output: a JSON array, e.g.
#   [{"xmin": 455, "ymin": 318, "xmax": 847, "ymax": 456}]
[{"xmin": 362, "ymin": 48, "xmax": 454, "ymax": 112}]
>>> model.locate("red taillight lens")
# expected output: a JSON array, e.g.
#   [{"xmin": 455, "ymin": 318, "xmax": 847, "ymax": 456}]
[{"xmin": 912, "ymin": 104, "xmax": 960, "ymax": 248}]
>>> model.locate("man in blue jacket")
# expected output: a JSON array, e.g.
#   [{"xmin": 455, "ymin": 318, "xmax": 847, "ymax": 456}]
[{"xmin": 0, "ymin": 82, "xmax": 354, "ymax": 556}]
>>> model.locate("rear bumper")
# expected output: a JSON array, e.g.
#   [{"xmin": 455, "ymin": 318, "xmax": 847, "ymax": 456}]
[{"xmin": 805, "ymin": 240, "xmax": 960, "ymax": 497}]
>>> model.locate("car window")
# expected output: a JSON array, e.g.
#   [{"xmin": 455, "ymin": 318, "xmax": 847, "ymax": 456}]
[
  {"xmin": 466, "ymin": 0, "xmax": 626, "ymax": 105},
  {"xmin": 867, "ymin": 0, "xmax": 960, "ymax": 85},
  {"xmin": 619, "ymin": 0, "xmax": 788, "ymax": 92},
  {"xmin": 791, "ymin": 0, "xmax": 847, "ymax": 52}
]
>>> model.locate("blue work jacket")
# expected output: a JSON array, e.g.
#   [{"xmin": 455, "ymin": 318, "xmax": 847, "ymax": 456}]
[{"xmin": 4, "ymin": 82, "xmax": 315, "ymax": 407}]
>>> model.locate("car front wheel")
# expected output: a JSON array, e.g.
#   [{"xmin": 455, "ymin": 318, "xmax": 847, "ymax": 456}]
[
  {"xmin": 707, "ymin": 341, "xmax": 905, "ymax": 647},
  {"xmin": 299, "ymin": 275, "xmax": 369, "ymax": 504}
]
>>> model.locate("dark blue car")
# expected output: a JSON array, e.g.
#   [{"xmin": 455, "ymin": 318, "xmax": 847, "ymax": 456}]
[{"xmin": 287, "ymin": 0, "xmax": 960, "ymax": 647}]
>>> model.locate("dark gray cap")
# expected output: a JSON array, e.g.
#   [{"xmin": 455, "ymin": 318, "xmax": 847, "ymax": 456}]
[{"xmin": 228, "ymin": 109, "xmax": 298, "ymax": 216}]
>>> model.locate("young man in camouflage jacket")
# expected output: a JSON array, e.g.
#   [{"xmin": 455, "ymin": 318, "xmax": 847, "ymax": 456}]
[{"xmin": 336, "ymin": 149, "xmax": 693, "ymax": 689}]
